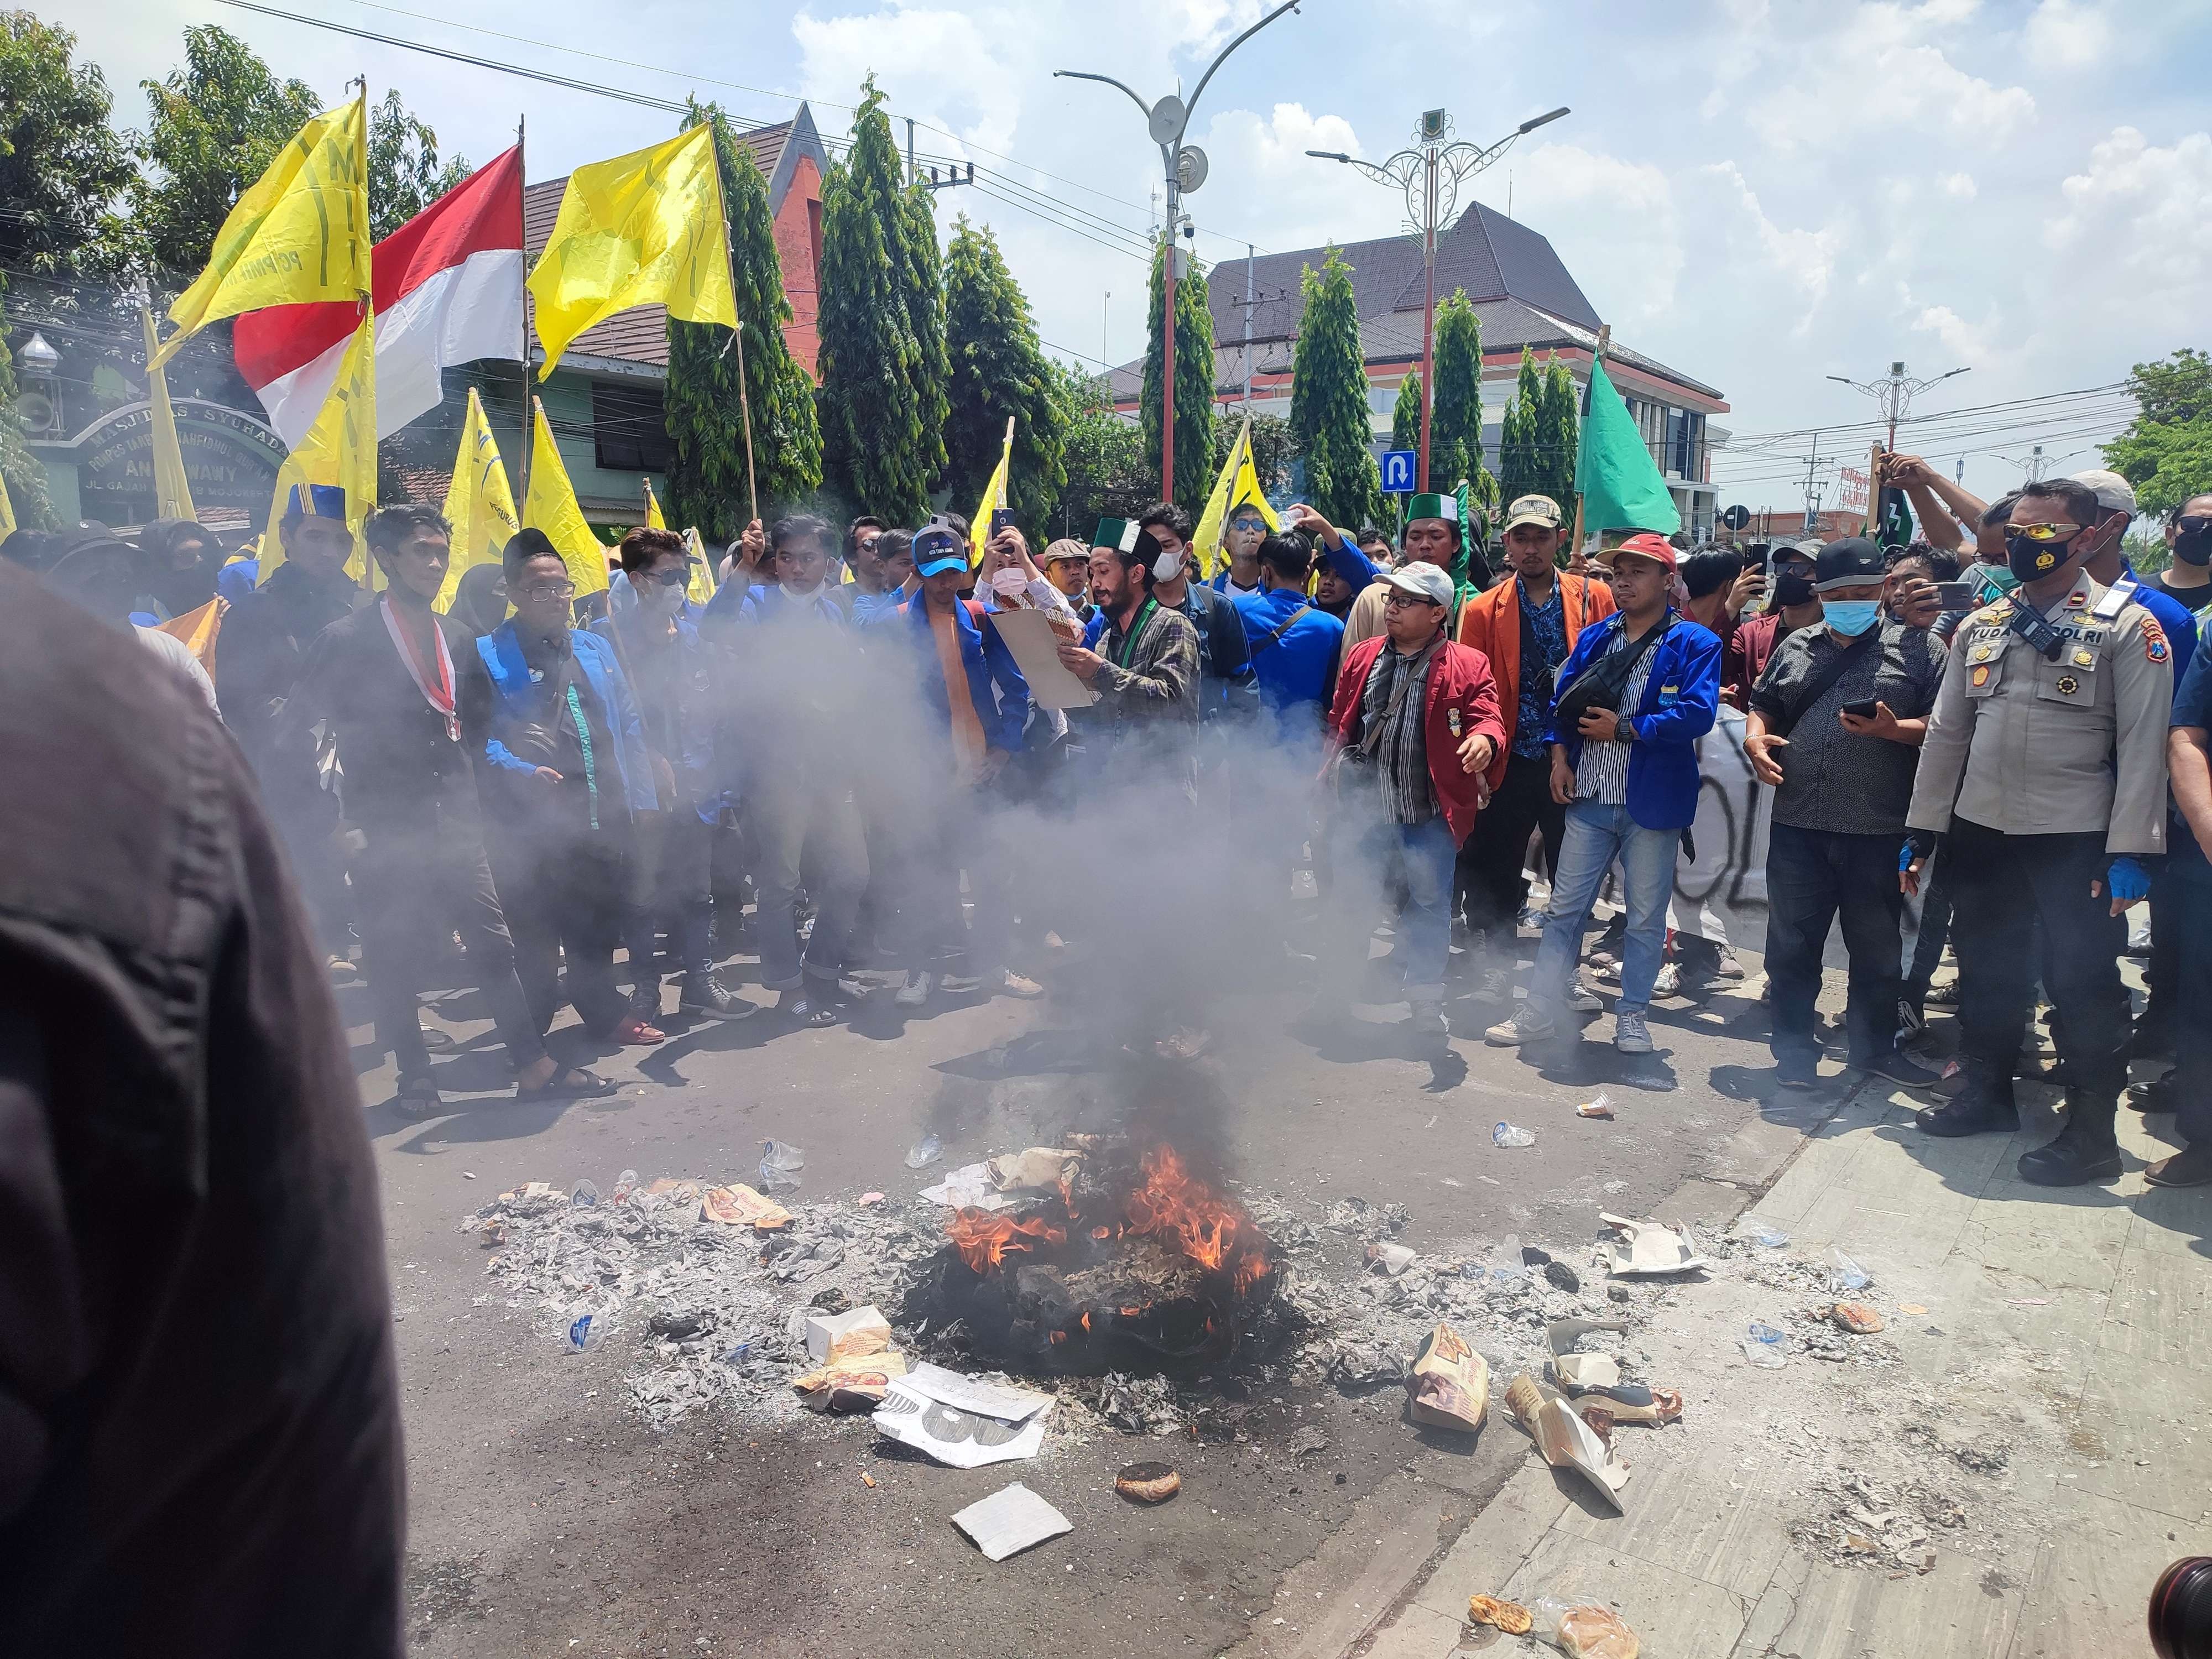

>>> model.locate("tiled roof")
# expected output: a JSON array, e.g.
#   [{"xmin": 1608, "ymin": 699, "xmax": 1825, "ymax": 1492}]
[{"xmin": 521, "ymin": 114, "xmax": 814, "ymax": 372}]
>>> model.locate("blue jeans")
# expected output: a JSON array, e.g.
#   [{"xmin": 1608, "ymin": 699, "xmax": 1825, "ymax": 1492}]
[
  {"xmin": 1530, "ymin": 797, "xmax": 1677, "ymax": 1018},
  {"xmin": 1323, "ymin": 803, "xmax": 1459, "ymax": 1002}
]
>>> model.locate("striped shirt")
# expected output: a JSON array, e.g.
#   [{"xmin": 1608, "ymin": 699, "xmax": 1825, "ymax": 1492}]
[
  {"xmin": 1574, "ymin": 628, "xmax": 1658, "ymax": 806},
  {"xmin": 1347, "ymin": 637, "xmax": 1439, "ymax": 825}
]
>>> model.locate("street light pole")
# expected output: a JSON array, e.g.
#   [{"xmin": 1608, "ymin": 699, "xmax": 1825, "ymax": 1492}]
[
  {"xmin": 1309, "ymin": 105, "xmax": 1567, "ymax": 492},
  {"xmin": 1057, "ymin": 0, "xmax": 1303, "ymax": 505},
  {"xmin": 1826, "ymin": 360, "xmax": 1970, "ymax": 451}
]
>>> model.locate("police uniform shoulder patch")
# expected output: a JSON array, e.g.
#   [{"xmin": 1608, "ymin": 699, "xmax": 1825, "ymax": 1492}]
[
  {"xmin": 2142, "ymin": 615, "xmax": 2168, "ymax": 642},
  {"xmin": 2149, "ymin": 637, "xmax": 2171, "ymax": 664},
  {"xmin": 1971, "ymin": 664, "xmax": 1991, "ymax": 687},
  {"xmin": 2065, "ymin": 591, "xmax": 2088, "ymax": 608}
]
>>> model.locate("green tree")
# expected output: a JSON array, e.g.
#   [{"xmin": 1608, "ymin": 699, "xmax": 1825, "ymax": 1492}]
[
  {"xmin": 942, "ymin": 215, "xmax": 1064, "ymax": 535},
  {"xmin": 815, "ymin": 77, "xmax": 946, "ymax": 524},
  {"xmin": 1429, "ymin": 291, "xmax": 1491, "ymax": 501},
  {"xmin": 665, "ymin": 102, "xmax": 820, "ymax": 538},
  {"xmin": 0, "ymin": 13, "xmax": 134, "ymax": 278},
  {"xmin": 2105, "ymin": 348, "xmax": 2212, "ymax": 518},
  {"xmin": 1496, "ymin": 346, "xmax": 1544, "ymax": 506},
  {"xmin": 129, "ymin": 25, "xmax": 320, "ymax": 279},
  {"xmin": 1139, "ymin": 239, "xmax": 1217, "ymax": 514},
  {"xmin": 1536, "ymin": 354, "xmax": 1579, "ymax": 507},
  {"xmin": 1212, "ymin": 406, "xmax": 1297, "ymax": 499},
  {"xmin": 366, "ymin": 86, "xmax": 471, "ymax": 240},
  {"xmin": 1390, "ymin": 369, "xmax": 1422, "ymax": 456},
  {"xmin": 1288, "ymin": 246, "xmax": 1380, "ymax": 531},
  {"xmin": 1041, "ymin": 357, "xmax": 1146, "ymax": 541}
]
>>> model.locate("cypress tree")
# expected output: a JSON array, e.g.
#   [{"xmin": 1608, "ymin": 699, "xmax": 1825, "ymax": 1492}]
[
  {"xmin": 1428, "ymin": 290, "xmax": 1490, "ymax": 502},
  {"xmin": 1537, "ymin": 354, "xmax": 1580, "ymax": 509},
  {"xmin": 664, "ymin": 102, "xmax": 821, "ymax": 539},
  {"xmin": 1139, "ymin": 238, "xmax": 1216, "ymax": 515},
  {"xmin": 815, "ymin": 77, "xmax": 946, "ymax": 524},
  {"xmin": 1496, "ymin": 346, "xmax": 1544, "ymax": 506},
  {"xmin": 1287, "ymin": 246, "xmax": 1381, "ymax": 531},
  {"xmin": 1390, "ymin": 369, "xmax": 1422, "ymax": 457},
  {"xmin": 942, "ymin": 214, "xmax": 1065, "ymax": 534}
]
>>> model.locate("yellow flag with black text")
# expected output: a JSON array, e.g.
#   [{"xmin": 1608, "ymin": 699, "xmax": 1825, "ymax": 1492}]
[
  {"xmin": 260, "ymin": 310, "xmax": 377, "ymax": 581},
  {"xmin": 527, "ymin": 126, "xmax": 735, "ymax": 377},
  {"xmin": 153, "ymin": 96, "xmax": 369, "ymax": 367},
  {"xmin": 436, "ymin": 386, "xmax": 520, "ymax": 610},
  {"xmin": 521, "ymin": 399, "xmax": 611, "ymax": 595}
]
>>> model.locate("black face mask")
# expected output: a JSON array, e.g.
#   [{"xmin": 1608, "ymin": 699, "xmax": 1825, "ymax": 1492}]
[
  {"xmin": 2007, "ymin": 531, "xmax": 2077, "ymax": 585},
  {"xmin": 2174, "ymin": 524, "xmax": 2212, "ymax": 567},
  {"xmin": 1772, "ymin": 569, "xmax": 1816, "ymax": 609}
]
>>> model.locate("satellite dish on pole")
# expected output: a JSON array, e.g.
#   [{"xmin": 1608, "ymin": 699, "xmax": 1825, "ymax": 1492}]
[
  {"xmin": 1147, "ymin": 94, "xmax": 1186, "ymax": 145},
  {"xmin": 1175, "ymin": 145, "xmax": 1209, "ymax": 192}
]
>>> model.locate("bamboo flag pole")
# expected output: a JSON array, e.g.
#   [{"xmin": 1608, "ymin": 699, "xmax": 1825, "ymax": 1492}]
[
  {"xmin": 516, "ymin": 114, "xmax": 531, "ymax": 503},
  {"xmin": 713, "ymin": 134, "xmax": 760, "ymax": 529},
  {"xmin": 1567, "ymin": 323, "xmax": 1612, "ymax": 562},
  {"xmin": 1861, "ymin": 440, "xmax": 1883, "ymax": 538}
]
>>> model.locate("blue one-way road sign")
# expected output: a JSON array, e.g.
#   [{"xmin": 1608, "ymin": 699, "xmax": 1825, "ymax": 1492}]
[{"xmin": 1380, "ymin": 449, "xmax": 1417, "ymax": 493}]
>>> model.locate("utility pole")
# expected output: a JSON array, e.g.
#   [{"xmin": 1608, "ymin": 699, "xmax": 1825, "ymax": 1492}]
[
  {"xmin": 1243, "ymin": 243, "xmax": 1254, "ymax": 413},
  {"xmin": 905, "ymin": 116, "xmax": 974, "ymax": 194},
  {"xmin": 1799, "ymin": 434, "xmax": 1829, "ymax": 534},
  {"xmin": 1308, "ymin": 104, "xmax": 1569, "ymax": 491},
  {"xmin": 1102, "ymin": 290, "xmax": 1110, "ymax": 374}
]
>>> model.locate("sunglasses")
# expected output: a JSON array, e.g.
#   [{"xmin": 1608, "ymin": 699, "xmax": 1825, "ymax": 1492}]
[
  {"xmin": 2178, "ymin": 515, "xmax": 2211, "ymax": 536},
  {"xmin": 518, "ymin": 580, "xmax": 577, "ymax": 601},
  {"xmin": 639, "ymin": 566, "xmax": 691, "ymax": 589},
  {"xmin": 2006, "ymin": 521, "xmax": 2080, "ymax": 542}
]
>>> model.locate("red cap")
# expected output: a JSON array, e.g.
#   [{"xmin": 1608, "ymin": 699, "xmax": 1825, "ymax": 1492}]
[{"xmin": 1612, "ymin": 531, "xmax": 1678, "ymax": 572}]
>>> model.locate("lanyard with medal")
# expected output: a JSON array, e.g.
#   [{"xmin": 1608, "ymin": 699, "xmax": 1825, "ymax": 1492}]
[{"xmin": 380, "ymin": 597, "xmax": 462, "ymax": 740}]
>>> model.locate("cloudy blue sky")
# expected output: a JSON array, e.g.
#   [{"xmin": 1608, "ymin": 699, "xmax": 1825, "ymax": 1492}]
[{"xmin": 55, "ymin": 0, "xmax": 2212, "ymax": 513}]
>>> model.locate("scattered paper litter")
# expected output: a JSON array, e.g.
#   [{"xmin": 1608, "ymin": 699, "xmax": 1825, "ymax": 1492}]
[
  {"xmin": 987, "ymin": 1147, "xmax": 1083, "ymax": 1191},
  {"xmin": 700, "ymin": 1183, "xmax": 792, "ymax": 1230},
  {"xmin": 1599, "ymin": 1213, "xmax": 1713, "ymax": 1278},
  {"xmin": 920, "ymin": 1162, "xmax": 1018, "ymax": 1211},
  {"xmin": 900, "ymin": 1362, "xmax": 1055, "ymax": 1422},
  {"xmin": 951, "ymin": 1482, "xmax": 1072, "ymax": 1561}
]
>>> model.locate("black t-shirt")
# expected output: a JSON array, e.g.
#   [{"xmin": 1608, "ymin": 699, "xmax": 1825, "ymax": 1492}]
[{"xmin": 2151, "ymin": 572, "xmax": 2212, "ymax": 614}]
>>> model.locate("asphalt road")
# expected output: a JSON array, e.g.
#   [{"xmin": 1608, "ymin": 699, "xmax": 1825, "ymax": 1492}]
[{"xmin": 364, "ymin": 938, "xmax": 1789, "ymax": 1658}]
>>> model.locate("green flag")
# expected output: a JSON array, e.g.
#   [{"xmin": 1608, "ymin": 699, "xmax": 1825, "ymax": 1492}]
[
  {"xmin": 1872, "ymin": 484, "xmax": 1914, "ymax": 550},
  {"xmin": 1574, "ymin": 357, "xmax": 1680, "ymax": 540}
]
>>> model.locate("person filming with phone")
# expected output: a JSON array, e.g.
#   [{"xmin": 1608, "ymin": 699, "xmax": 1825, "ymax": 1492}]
[{"xmin": 1742, "ymin": 537, "xmax": 1948, "ymax": 1091}]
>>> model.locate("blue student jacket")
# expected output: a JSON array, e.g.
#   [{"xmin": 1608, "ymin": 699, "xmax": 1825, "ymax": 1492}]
[
  {"xmin": 475, "ymin": 622, "xmax": 660, "ymax": 816},
  {"xmin": 2121, "ymin": 560, "xmax": 2199, "ymax": 695},
  {"xmin": 1545, "ymin": 612, "xmax": 1723, "ymax": 831},
  {"xmin": 588, "ymin": 613, "xmax": 733, "ymax": 823},
  {"xmin": 1235, "ymin": 586, "xmax": 1347, "ymax": 716},
  {"xmin": 903, "ymin": 592, "xmax": 1030, "ymax": 755}
]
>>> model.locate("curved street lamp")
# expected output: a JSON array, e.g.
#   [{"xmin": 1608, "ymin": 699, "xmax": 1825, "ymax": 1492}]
[
  {"xmin": 1308, "ymin": 105, "xmax": 1569, "ymax": 492},
  {"xmin": 1056, "ymin": 0, "xmax": 1304, "ymax": 502}
]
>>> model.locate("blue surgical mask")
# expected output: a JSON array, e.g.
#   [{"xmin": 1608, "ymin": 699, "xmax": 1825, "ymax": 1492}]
[{"xmin": 1823, "ymin": 599, "xmax": 1881, "ymax": 637}]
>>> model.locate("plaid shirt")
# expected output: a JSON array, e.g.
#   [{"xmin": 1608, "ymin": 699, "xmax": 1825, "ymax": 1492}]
[
  {"xmin": 1094, "ymin": 598, "xmax": 1201, "ymax": 749},
  {"xmin": 1345, "ymin": 636, "xmax": 1440, "ymax": 825}
]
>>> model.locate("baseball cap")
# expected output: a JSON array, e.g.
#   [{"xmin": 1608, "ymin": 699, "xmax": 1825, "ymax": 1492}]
[
  {"xmin": 2067, "ymin": 468, "xmax": 2137, "ymax": 516},
  {"xmin": 1814, "ymin": 536, "xmax": 1887, "ymax": 591},
  {"xmin": 1380, "ymin": 560, "xmax": 1455, "ymax": 608},
  {"xmin": 1611, "ymin": 531, "xmax": 1678, "ymax": 572},
  {"xmin": 1503, "ymin": 493, "xmax": 1563, "ymax": 533},
  {"xmin": 912, "ymin": 515, "xmax": 968, "ymax": 577}
]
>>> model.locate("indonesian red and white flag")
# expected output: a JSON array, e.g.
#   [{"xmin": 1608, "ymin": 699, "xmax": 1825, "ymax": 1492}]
[{"xmin": 235, "ymin": 146, "xmax": 525, "ymax": 447}]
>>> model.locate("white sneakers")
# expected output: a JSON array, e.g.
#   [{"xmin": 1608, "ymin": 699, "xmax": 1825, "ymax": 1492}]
[{"xmin": 895, "ymin": 970, "xmax": 932, "ymax": 1007}]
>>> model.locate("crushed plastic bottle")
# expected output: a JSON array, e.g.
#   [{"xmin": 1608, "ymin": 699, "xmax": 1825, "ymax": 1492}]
[
  {"xmin": 569, "ymin": 1179, "xmax": 599, "ymax": 1207},
  {"xmin": 759, "ymin": 1140, "xmax": 806, "ymax": 1193},
  {"xmin": 1740, "ymin": 1322, "xmax": 1787, "ymax": 1368},
  {"xmin": 904, "ymin": 1133, "xmax": 943, "ymax": 1170},
  {"xmin": 721, "ymin": 1329, "xmax": 759, "ymax": 1366},
  {"xmin": 1829, "ymin": 1247, "xmax": 1871, "ymax": 1292},
  {"xmin": 1575, "ymin": 1093, "xmax": 1616, "ymax": 1120},
  {"xmin": 611, "ymin": 1168, "xmax": 640, "ymax": 1203},
  {"xmin": 1493, "ymin": 1121, "xmax": 1537, "ymax": 1149},
  {"xmin": 1740, "ymin": 1220, "xmax": 1790, "ymax": 1248},
  {"xmin": 1488, "ymin": 1234, "xmax": 1530, "ymax": 1284},
  {"xmin": 567, "ymin": 1313, "xmax": 594, "ymax": 1352}
]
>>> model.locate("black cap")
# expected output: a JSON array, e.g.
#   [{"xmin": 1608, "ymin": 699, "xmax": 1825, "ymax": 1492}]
[{"xmin": 1814, "ymin": 536, "xmax": 1887, "ymax": 592}]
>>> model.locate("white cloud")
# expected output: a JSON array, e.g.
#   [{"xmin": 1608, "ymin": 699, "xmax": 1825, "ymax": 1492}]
[
  {"xmin": 2022, "ymin": 0, "xmax": 2114, "ymax": 68},
  {"xmin": 1513, "ymin": 144, "xmax": 1683, "ymax": 322},
  {"xmin": 1939, "ymin": 171, "xmax": 1978, "ymax": 198},
  {"xmin": 2043, "ymin": 126, "xmax": 2212, "ymax": 311}
]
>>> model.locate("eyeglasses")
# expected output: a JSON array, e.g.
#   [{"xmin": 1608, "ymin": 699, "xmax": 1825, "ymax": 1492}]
[
  {"xmin": 2006, "ymin": 521, "xmax": 2080, "ymax": 542},
  {"xmin": 1382, "ymin": 593, "xmax": 1439, "ymax": 610},
  {"xmin": 518, "ymin": 580, "xmax": 577, "ymax": 601}
]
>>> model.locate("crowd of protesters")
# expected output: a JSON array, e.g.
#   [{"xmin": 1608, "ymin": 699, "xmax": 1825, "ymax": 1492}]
[{"xmin": 6, "ymin": 458, "xmax": 2210, "ymax": 1192}]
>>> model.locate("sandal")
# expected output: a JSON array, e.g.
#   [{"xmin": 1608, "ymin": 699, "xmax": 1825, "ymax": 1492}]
[
  {"xmin": 395, "ymin": 1074, "xmax": 443, "ymax": 1118},
  {"xmin": 515, "ymin": 1065, "xmax": 619, "ymax": 1101},
  {"xmin": 613, "ymin": 1015, "xmax": 666, "ymax": 1045}
]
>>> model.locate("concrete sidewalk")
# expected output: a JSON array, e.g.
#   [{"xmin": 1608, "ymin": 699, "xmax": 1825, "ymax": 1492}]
[{"xmin": 1350, "ymin": 1068, "xmax": 2212, "ymax": 1659}]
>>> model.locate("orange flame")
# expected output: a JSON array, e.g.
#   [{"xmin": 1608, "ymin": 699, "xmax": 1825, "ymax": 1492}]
[
  {"xmin": 1124, "ymin": 1145, "xmax": 1271, "ymax": 1285},
  {"xmin": 946, "ymin": 1207, "xmax": 1067, "ymax": 1272}
]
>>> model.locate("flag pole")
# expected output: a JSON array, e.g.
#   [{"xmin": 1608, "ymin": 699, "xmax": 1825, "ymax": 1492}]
[
  {"xmin": 1861, "ymin": 440, "xmax": 1882, "ymax": 538},
  {"xmin": 1568, "ymin": 323, "xmax": 1611, "ymax": 562},
  {"xmin": 354, "ymin": 80, "xmax": 377, "ymax": 602},
  {"xmin": 712, "ymin": 119, "xmax": 760, "ymax": 529},
  {"xmin": 516, "ymin": 114, "xmax": 532, "ymax": 503}
]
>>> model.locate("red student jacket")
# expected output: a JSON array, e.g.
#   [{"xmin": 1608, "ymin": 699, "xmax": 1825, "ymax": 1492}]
[{"xmin": 1324, "ymin": 635, "xmax": 1509, "ymax": 847}]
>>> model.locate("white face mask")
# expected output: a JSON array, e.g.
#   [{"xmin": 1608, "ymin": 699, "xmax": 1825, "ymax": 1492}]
[{"xmin": 1152, "ymin": 546, "xmax": 1187, "ymax": 582}]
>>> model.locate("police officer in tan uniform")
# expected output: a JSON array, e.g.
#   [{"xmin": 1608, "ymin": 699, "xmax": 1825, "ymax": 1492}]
[{"xmin": 1903, "ymin": 476, "xmax": 2172, "ymax": 1185}]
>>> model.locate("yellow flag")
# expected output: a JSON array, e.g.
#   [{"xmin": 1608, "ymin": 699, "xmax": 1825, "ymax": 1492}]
[
  {"xmin": 261, "ymin": 310, "xmax": 377, "ymax": 582},
  {"xmin": 142, "ymin": 307, "xmax": 198, "ymax": 521},
  {"xmin": 528, "ymin": 126, "xmax": 736, "ymax": 378},
  {"xmin": 155, "ymin": 596, "xmax": 226, "ymax": 676},
  {"xmin": 436, "ymin": 387, "xmax": 521, "ymax": 611},
  {"xmin": 1192, "ymin": 415, "xmax": 1279, "ymax": 580},
  {"xmin": 153, "ymin": 96, "xmax": 370, "ymax": 368},
  {"xmin": 682, "ymin": 525, "xmax": 718, "ymax": 607},
  {"xmin": 967, "ymin": 418, "xmax": 1015, "ymax": 568},
  {"xmin": 643, "ymin": 478, "xmax": 666, "ymax": 530},
  {"xmin": 521, "ymin": 398, "xmax": 611, "ymax": 595},
  {"xmin": 0, "ymin": 470, "xmax": 15, "ymax": 540}
]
